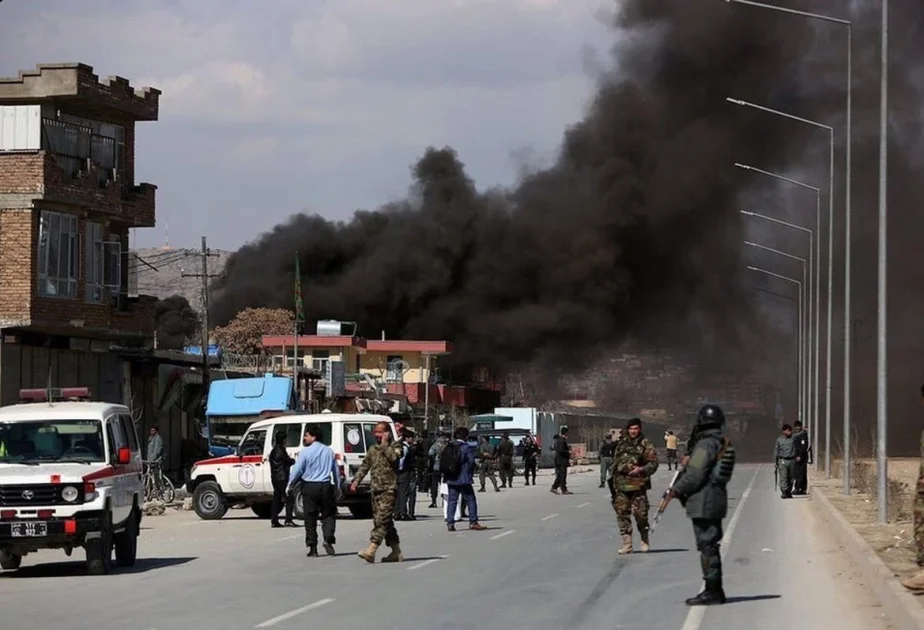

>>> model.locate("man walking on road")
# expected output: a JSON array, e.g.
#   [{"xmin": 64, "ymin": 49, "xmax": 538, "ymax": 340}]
[
  {"xmin": 775, "ymin": 424, "xmax": 796, "ymax": 499},
  {"xmin": 791, "ymin": 421, "xmax": 810, "ymax": 495},
  {"xmin": 269, "ymin": 431, "xmax": 295, "ymax": 528},
  {"xmin": 599, "ymin": 434, "xmax": 616, "ymax": 488},
  {"xmin": 498, "ymin": 433, "xmax": 516, "ymax": 488},
  {"xmin": 443, "ymin": 427, "xmax": 487, "ymax": 532},
  {"xmin": 288, "ymin": 426, "xmax": 340, "ymax": 557},
  {"xmin": 395, "ymin": 429, "xmax": 417, "ymax": 521},
  {"xmin": 901, "ymin": 383, "xmax": 924, "ymax": 592},
  {"xmin": 478, "ymin": 435, "xmax": 500, "ymax": 493},
  {"xmin": 351, "ymin": 422, "xmax": 405, "ymax": 563},
  {"xmin": 664, "ymin": 431, "xmax": 679, "ymax": 471},
  {"xmin": 668, "ymin": 404, "xmax": 736, "ymax": 606},
  {"xmin": 523, "ymin": 434, "xmax": 539, "ymax": 486},
  {"xmin": 611, "ymin": 419, "xmax": 658, "ymax": 554},
  {"xmin": 551, "ymin": 428, "xmax": 572, "ymax": 495}
]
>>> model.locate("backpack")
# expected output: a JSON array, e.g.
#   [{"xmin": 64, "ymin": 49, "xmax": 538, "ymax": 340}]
[{"xmin": 440, "ymin": 442, "xmax": 462, "ymax": 479}]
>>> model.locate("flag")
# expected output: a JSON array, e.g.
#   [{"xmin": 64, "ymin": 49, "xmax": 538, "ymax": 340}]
[{"xmin": 294, "ymin": 254, "xmax": 305, "ymax": 324}]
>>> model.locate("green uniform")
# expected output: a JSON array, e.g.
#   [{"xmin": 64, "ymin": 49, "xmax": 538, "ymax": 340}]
[
  {"xmin": 478, "ymin": 442, "xmax": 499, "ymax": 491},
  {"xmin": 354, "ymin": 441, "xmax": 404, "ymax": 546},
  {"xmin": 672, "ymin": 427, "xmax": 731, "ymax": 594},
  {"xmin": 610, "ymin": 434, "xmax": 659, "ymax": 536},
  {"xmin": 774, "ymin": 435, "xmax": 795, "ymax": 495},
  {"xmin": 915, "ymin": 429, "xmax": 924, "ymax": 566}
]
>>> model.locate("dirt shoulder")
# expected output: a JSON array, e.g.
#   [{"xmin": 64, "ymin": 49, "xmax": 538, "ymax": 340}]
[{"xmin": 813, "ymin": 459, "xmax": 921, "ymax": 610}]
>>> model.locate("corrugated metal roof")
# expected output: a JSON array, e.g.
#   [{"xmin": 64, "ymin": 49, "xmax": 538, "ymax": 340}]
[{"xmin": 206, "ymin": 374, "xmax": 293, "ymax": 416}]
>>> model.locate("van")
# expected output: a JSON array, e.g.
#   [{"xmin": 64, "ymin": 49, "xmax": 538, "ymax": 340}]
[{"xmin": 186, "ymin": 412, "xmax": 397, "ymax": 520}]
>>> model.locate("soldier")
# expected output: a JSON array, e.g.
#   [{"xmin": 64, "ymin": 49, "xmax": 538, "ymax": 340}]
[
  {"xmin": 522, "ymin": 434, "xmax": 540, "ymax": 486},
  {"xmin": 350, "ymin": 422, "xmax": 405, "ymax": 563},
  {"xmin": 775, "ymin": 424, "xmax": 795, "ymax": 499},
  {"xmin": 497, "ymin": 432, "xmax": 516, "ymax": 488},
  {"xmin": 790, "ymin": 421, "xmax": 810, "ymax": 494},
  {"xmin": 610, "ymin": 418, "xmax": 659, "ymax": 554},
  {"xmin": 478, "ymin": 435, "xmax": 500, "ymax": 492},
  {"xmin": 901, "ymin": 383, "xmax": 924, "ymax": 592},
  {"xmin": 551, "ymin": 428, "xmax": 573, "ymax": 495},
  {"xmin": 668, "ymin": 404, "xmax": 736, "ymax": 606},
  {"xmin": 599, "ymin": 434, "xmax": 616, "ymax": 488}
]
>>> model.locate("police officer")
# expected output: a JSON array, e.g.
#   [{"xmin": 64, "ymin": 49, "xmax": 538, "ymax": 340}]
[
  {"xmin": 497, "ymin": 433, "xmax": 516, "ymax": 488},
  {"xmin": 478, "ymin": 435, "xmax": 500, "ymax": 492},
  {"xmin": 668, "ymin": 404, "xmax": 735, "ymax": 606},
  {"xmin": 775, "ymin": 424, "xmax": 796, "ymax": 499},
  {"xmin": 790, "ymin": 421, "xmax": 810, "ymax": 494},
  {"xmin": 599, "ymin": 434, "xmax": 616, "ymax": 488},
  {"xmin": 522, "ymin": 435, "xmax": 540, "ymax": 486}
]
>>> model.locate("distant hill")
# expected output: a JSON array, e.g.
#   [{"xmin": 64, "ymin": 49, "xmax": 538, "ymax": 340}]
[{"xmin": 132, "ymin": 247, "xmax": 232, "ymax": 306}]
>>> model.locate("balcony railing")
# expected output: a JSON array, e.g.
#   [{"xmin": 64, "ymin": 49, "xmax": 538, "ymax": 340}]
[{"xmin": 42, "ymin": 118, "xmax": 122, "ymax": 186}]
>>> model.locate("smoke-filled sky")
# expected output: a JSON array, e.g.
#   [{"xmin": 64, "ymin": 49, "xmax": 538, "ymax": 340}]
[{"xmin": 211, "ymin": 0, "xmax": 924, "ymax": 454}]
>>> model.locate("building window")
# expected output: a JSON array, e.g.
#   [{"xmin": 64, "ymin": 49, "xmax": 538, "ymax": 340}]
[
  {"xmin": 42, "ymin": 115, "xmax": 125, "ymax": 184},
  {"xmin": 386, "ymin": 355, "xmax": 404, "ymax": 383},
  {"xmin": 85, "ymin": 221, "xmax": 104, "ymax": 303},
  {"xmin": 104, "ymin": 235, "xmax": 122, "ymax": 306},
  {"xmin": 37, "ymin": 210, "xmax": 79, "ymax": 298}
]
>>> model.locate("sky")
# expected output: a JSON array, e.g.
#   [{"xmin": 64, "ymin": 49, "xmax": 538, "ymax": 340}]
[{"xmin": 0, "ymin": 0, "xmax": 612, "ymax": 249}]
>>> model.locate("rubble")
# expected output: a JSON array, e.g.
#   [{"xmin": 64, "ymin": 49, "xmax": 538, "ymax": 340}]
[{"xmin": 143, "ymin": 500, "xmax": 167, "ymax": 516}]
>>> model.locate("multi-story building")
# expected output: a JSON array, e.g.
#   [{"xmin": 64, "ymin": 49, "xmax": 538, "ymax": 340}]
[{"xmin": 0, "ymin": 63, "xmax": 160, "ymax": 403}]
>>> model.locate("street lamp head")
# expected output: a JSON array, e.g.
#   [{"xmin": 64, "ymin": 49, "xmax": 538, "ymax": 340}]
[
  {"xmin": 744, "ymin": 240, "xmax": 758, "ymax": 248},
  {"xmin": 734, "ymin": 163, "xmax": 750, "ymax": 170},
  {"xmin": 726, "ymin": 97, "xmax": 745, "ymax": 106},
  {"xmin": 740, "ymin": 210, "xmax": 755, "ymax": 216}
]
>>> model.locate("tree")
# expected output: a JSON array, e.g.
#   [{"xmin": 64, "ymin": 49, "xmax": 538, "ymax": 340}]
[
  {"xmin": 154, "ymin": 295, "xmax": 199, "ymax": 350},
  {"xmin": 212, "ymin": 308, "xmax": 294, "ymax": 354}
]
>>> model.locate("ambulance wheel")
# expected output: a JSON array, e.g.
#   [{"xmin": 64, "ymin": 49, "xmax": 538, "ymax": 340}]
[
  {"xmin": 114, "ymin": 509, "xmax": 139, "ymax": 567},
  {"xmin": 86, "ymin": 516, "xmax": 113, "ymax": 575},
  {"xmin": 0, "ymin": 550, "xmax": 22, "ymax": 570},
  {"xmin": 193, "ymin": 481, "xmax": 228, "ymax": 520},
  {"xmin": 348, "ymin": 503, "xmax": 373, "ymax": 519},
  {"xmin": 251, "ymin": 503, "xmax": 273, "ymax": 519}
]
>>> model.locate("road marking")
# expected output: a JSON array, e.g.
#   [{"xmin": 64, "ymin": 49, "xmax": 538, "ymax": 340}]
[
  {"xmin": 679, "ymin": 465, "xmax": 760, "ymax": 630},
  {"xmin": 577, "ymin": 502, "xmax": 591, "ymax": 508},
  {"xmin": 490, "ymin": 530, "xmax": 516, "ymax": 540},
  {"xmin": 541, "ymin": 513, "xmax": 560, "ymax": 521},
  {"xmin": 407, "ymin": 555, "xmax": 448, "ymax": 571},
  {"xmin": 255, "ymin": 598, "xmax": 335, "ymax": 627}
]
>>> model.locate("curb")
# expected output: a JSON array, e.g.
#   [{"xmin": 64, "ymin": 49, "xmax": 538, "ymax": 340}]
[{"xmin": 812, "ymin": 487, "xmax": 924, "ymax": 630}]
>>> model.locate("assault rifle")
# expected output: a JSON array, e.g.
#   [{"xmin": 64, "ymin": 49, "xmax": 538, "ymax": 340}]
[{"xmin": 651, "ymin": 467, "xmax": 683, "ymax": 532}]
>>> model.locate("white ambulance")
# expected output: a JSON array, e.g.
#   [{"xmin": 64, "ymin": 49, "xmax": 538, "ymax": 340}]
[
  {"xmin": 187, "ymin": 412, "xmax": 398, "ymax": 520},
  {"xmin": 0, "ymin": 388, "xmax": 144, "ymax": 575}
]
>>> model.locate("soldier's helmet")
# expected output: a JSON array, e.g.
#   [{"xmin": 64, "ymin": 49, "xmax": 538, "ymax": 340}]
[{"xmin": 696, "ymin": 404, "xmax": 725, "ymax": 427}]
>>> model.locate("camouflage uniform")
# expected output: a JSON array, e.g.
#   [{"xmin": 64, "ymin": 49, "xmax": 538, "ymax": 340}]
[
  {"xmin": 901, "ymin": 428, "xmax": 924, "ymax": 591},
  {"xmin": 610, "ymin": 432, "xmax": 659, "ymax": 551},
  {"xmin": 353, "ymin": 441, "xmax": 404, "ymax": 547}
]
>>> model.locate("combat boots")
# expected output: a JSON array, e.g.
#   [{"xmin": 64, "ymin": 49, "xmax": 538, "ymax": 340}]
[
  {"xmin": 639, "ymin": 530, "xmax": 650, "ymax": 553},
  {"xmin": 357, "ymin": 542, "xmax": 379, "ymax": 563},
  {"xmin": 381, "ymin": 544, "xmax": 404, "ymax": 563},
  {"xmin": 901, "ymin": 569, "xmax": 924, "ymax": 592},
  {"xmin": 617, "ymin": 535, "xmax": 633, "ymax": 555},
  {"xmin": 685, "ymin": 581, "xmax": 726, "ymax": 606}
]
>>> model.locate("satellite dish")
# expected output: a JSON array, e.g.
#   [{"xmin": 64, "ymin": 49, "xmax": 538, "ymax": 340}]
[{"xmin": 386, "ymin": 359, "xmax": 411, "ymax": 383}]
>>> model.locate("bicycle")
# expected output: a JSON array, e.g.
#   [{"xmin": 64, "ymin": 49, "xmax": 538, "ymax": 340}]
[{"xmin": 142, "ymin": 460, "xmax": 176, "ymax": 504}]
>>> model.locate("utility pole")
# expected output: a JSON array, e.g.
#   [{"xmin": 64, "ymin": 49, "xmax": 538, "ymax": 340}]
[{"xmin": 182, "ymin": 236, "xmax": 221, "ymax": 388}]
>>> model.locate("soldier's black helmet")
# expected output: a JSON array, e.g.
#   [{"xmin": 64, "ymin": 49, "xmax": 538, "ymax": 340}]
[{"xmin": 696, "ymin": 404, "xmax": 725, "ymax": 427}]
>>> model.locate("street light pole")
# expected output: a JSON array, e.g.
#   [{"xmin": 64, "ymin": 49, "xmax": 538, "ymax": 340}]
[
  {"xmin": 727, "ymin": 98, "xmax": 832, "ymax": 475},
  {"xmin": 735, "ymin": 164, "xmax": 821, "ymax": 459},
  {"xmin": 875, "ymin": 0, "xmax": 889, "ymax": 524},
  {"xmin": 725, "ymin": 0, "xmax": 853, "ymax": 497},
  {"xmin": 745, "ymin": 242, "xmax": 809, "ymax": 428},
  {"xmin": 748, "ymin": 266, "xmax": 804, "ymax": 428},
  {"xmin": 741, "ymin": 210, "xmax": 818, "ymax": 463}
]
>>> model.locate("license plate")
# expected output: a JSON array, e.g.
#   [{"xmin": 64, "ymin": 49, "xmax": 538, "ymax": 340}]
[{"xmin": 10, "ymin": 522, "xmax": 47, "ymax": 537}]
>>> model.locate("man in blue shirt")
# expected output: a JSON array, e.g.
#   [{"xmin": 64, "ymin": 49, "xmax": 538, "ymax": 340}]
[
  {"xmin": 287, "ymin": 425, "xmax": 341, "ymax": 557},
  {"xmin": 444, "ymin": 427, "xmax": 488, "ymax": 532}
]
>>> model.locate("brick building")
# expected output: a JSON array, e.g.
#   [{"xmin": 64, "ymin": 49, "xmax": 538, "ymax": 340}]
[{"xmin": 0, "ymin": 63, "xmax": 160, "ymax": 404}]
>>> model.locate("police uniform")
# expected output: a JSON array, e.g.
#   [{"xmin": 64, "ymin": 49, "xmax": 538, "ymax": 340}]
[
  {"xmin": 774, "ymin": 429, "xmax": 796, "ymax": 499},
  {"xmin": 791, "ymin": 424, "xmax": 810, "ymax": 494},
  {"xmin": 670, "ymin": 404, "xmax": 735, "ymax": 606}
]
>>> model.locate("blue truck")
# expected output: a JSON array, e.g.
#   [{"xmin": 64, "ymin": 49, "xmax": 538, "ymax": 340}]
[{"xmin": 203, "ymin": 374, "xmax": 296, "ymax": 457}]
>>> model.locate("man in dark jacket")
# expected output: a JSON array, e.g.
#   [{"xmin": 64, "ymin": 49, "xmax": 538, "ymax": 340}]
[
  {"xmin": 551, "ymin": 428, "xmax": 573, "ymax": 495},
  {"xmin": 599, "ymin": 434, "xmax": 616, "ymax": 488},
  {"xmin": 669, "ymin": 404, "xmax": 736, "ymax": 606},
  {"xmin": 497, "ymin": 433, "xmax": 516, "ymax": 488},
  {"xmin": 444, "ymin": 427, "xmax": 488, "ymax": 532},
  {"xmin": 791, "ymin": 421, "xmax": 810, "ymax": 495},
  {"xmin": 522, "ymin": 435, "xmax": 540, "ymax": 486},
  {"xmin": 395, "ymin": 429, "xmax": 417, "ymax": 521},
  {"xmin": 269, "ymin": 431, "xmax": 295, "ymax": 528}
]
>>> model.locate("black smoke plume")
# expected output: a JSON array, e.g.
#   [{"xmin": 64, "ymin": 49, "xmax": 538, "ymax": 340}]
[
  {"xmin": 211, "ymin": 1, "xmax": 924, "ymax": 453},
  {"xmin": 154, "ymin": 295, "xmax": 200, "ymax": 351}
]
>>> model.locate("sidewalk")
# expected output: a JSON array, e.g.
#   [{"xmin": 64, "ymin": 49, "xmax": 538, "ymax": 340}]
[{"xmin": 810, "ymin": 472, "xmax": 924, "ymax": 630}]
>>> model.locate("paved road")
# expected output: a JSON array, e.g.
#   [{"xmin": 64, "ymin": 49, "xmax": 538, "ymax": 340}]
[{"xmin": 0, "ymin": 465, "xmax": 892, "ymax": 629}]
